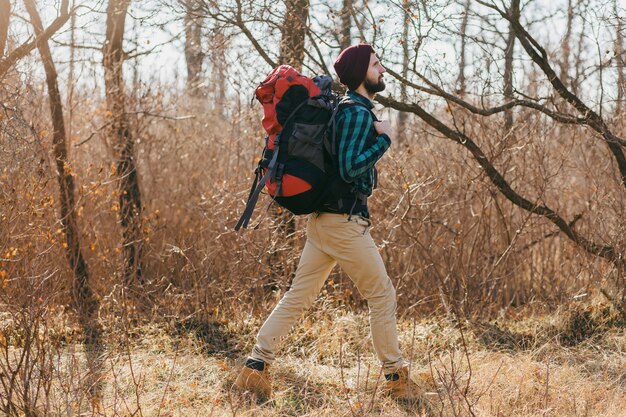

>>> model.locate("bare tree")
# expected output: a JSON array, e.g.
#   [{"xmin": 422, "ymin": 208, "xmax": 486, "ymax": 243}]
[
  {"xmin": 278, "ymin": 0, "xmax": 310, "ymax": 71},
  {"xmin": 456, "ymin": 0, "xmax": 471, "ymax": 97},
  {"xmin": 23, "ymin": 0, "xmax": 103, "ymax": 397},
  {"xmin": 67, "ymin": 10, "xmax": 77, "ymax": 144},
  {"xmin": 208, "ymin": 29, "xmax": 227, "ymax": 106},
  {"xmin": 265, "ymin": 0, "xmax": 312, "ymax": 289},
  {"xmin": 615, "ymin": 0, "xmax": 625, "ymax": 114},
  {"xmin": 198, "ymin": 1, "xmax": 277, "ymax": 69},
  {"xmin": 103, "ymin": 0, "xmax": 144, "ymax": 285},
  {"xmin": 397, "ymin": 0, "xmax": 413, "ymax": 142},
  {"xmin": 376, "ymin": 0, "xmax": 626, "ymax": 274},
  {"xmin": 559, "ymin": 0, "xmax": 574, "ymax": 87},
  {"xmin": 0, "ymin": 0, "xmax": 72, "ymax": 77},
  {"xmin": 0, "ymin": 0, "xmax": 9, "ymax": 58},
  {"xmin": 339, "ymin": 0, "xmax": 352, "ymax": 50},
  {"xmin": 183, "ymin": 0, "xmax": 206, "ymax": 95},
  {"xmin": 571, "ymin": 0, "xmax": 589, "ymax": 96},
  {"xmin": 495, "ymin": 0, "xmax": 626, "ymax": 188},
  {"xmin": 502, "ymin": 0, "xmax": 519, "ymax": 131}
]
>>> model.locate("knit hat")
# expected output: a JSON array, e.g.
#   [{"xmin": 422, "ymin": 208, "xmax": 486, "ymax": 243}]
[{"xmin": 333, "ymin": 44, "xmax": 374, "ymax": 91}]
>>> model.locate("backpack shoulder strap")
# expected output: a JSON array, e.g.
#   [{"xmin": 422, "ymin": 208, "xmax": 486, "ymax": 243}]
[
  {"xmin": 337, "ymin": 98, "xmax": 379, "ymax": 122},
  {"xmin": 335, "ymin": 98, "xmax": 380, "ymax": 190}
]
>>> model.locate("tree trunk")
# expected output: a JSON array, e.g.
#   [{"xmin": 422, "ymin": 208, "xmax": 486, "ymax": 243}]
[
  {"xmin": 184, "ymin": 0, "xmax": 205, "ymax": 96},
  {"xmin": 278, "ymin": 0, "xmax": 309, "ymax": 71},
  {"xmin": 456, "ymin": 0, "xmax": 470, "ymax": 97},
  {"xmin": 503, "ymin": 0, "xmax": 519, "ymax": 131},
  {"xmin": 397, "ymin": 0, "xmax": 412, "ymax": 142},
  {"xmin": 208, "ymin": 29, "xmax": 227, "ymax": 108},
  {"xmin": 23, "ymin": 0, "xmax": 103, "ymax": 398},
  {"xmin": 103, "ymin": 0, "xmax": 144, "ymax": 285},
  {"xmin": 339, "ymin": 0, "xmax": 352, "ymax": 50},
  {"xmin": 615, "ymin": 0, "xmax": 624, "ymax": 115},
  {"xmin": 571, "ymin": 0, "xmax": 589, "ymax": 96},
  {"xmin": 67, "ymin": 10, "xmax": 76, "ymax": 144},
  {"xmin": 559, "ymin": 0, "xmax": 573, "ymax": 88},
  {"xmin": 0, "ymin": 0, "xmax": 9, "ymax": 58}
]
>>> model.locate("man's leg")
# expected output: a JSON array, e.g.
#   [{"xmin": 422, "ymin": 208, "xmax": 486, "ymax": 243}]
[
  {"xmin": 315, "ymin": 214, "xmax": 422, "ymax": 401},
  {"xmin": 251, "ymin": 237, "xmax": 336, "ymax": 364},
  {"xmin": 315, "ymin": 214, "xmax": 404, "ymax": 374},
  {"xmin": 235, "ymin": 218, "xmax": 336, "ymax": 398}
]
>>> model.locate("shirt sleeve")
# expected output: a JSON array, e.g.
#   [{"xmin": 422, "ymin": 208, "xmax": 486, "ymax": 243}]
[{"xmin": 336, "ymin": 106, "xmax": 391, "ymax": 183}]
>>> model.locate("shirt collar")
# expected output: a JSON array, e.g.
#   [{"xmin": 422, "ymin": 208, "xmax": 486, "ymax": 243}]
[{"xmin": 347, "ymin": 91, "xmax": 374, "ymax": 109}]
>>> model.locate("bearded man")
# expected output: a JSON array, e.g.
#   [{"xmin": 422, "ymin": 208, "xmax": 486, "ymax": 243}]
[{"xmin": 234, "ymin": 44, "xmax": 421, "ymax": 403}]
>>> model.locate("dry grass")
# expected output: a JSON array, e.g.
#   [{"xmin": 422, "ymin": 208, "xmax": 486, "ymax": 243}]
[{"xmin": 4, "ymin": 305, "xmax": 621, "ymax": 416}]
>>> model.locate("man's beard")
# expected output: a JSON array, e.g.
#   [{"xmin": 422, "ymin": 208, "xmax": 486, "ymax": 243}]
[{"xmin": 364, "ymin": 77, "xmax": 385, "ymax": 94}]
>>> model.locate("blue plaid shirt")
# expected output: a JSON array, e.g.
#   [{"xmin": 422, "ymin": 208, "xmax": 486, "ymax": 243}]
[{"xmin": 336, "ymin": 91, "xmax": 391, "ymax": 196}]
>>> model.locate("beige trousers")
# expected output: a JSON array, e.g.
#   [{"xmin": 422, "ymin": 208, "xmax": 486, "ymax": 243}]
[{"xmin": 251, "ymin": 212, "xmax": 405, "ymax": 374}]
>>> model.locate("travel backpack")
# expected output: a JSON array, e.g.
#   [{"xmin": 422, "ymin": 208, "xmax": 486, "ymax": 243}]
[{"xmin": 235, "ymin": 65, "xmax": 346, "ymax": 231}]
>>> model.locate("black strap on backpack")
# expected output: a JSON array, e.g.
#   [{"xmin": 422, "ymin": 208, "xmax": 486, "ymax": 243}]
[{"xmin": 234, "ymin": 135, "xmax": 281, "ymax": 231}]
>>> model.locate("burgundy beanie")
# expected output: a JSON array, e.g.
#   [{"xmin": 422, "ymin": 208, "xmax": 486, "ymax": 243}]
[{"xmin": 333, "ymin": 44, "xmax": 374, "ymax": 91}]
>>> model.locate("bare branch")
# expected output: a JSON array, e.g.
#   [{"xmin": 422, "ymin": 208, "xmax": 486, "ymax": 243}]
[
  {"xmin": 304, "ymin": 29, "xmax": 332, "ymax": 75},
  {"xmin": 0, "ymin": 1, "xmax": 73, "ymax": 78},
  {"xmin": 480, "ymin": 0, "xmax": 626, "ymax": 188},
  {"xmin": 385, "ymin": 66, "xmax": 590, "ymax": 125},
  {"xmin": 233, "ymin": 0, "xmax": 276, "ymax": 68},
  {"xmin": 376, "ymin": 93, "xmax": 625, "ymax": 271}
]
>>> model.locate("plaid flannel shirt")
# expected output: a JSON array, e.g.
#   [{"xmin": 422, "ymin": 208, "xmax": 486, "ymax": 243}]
[{"xmin": 336, "ymin": 91, "xmax": 391, "ymax": 196}]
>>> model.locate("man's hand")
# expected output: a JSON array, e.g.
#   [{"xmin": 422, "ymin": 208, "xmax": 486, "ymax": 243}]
[{"xmin": 374, "ymin": 120, "xmax": 392, "ymax": 137}]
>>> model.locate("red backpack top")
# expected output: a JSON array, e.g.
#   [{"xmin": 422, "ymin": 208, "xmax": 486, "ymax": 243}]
[{"xmin": 255, "ymin": 65, "xmax": 321, "ymax": 150}]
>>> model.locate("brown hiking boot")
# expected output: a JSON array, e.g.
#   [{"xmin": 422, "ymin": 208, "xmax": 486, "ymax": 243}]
[
  {"xmin": 233, "ymin": 361, "xmax": 272, "ymax": 400},
  {"xmin": 383, "ymin": 367, "xmax": 423, "ymax": 402}
]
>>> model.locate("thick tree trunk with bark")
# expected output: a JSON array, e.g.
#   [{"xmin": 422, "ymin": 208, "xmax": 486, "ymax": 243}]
[
  {"xmin": 104, "ymin": 0, "xmax": 144, "ymax": 285},
  {"xmin": 339, "ymin": 0, "xmax": 352, "ymax": 50},
  {"xmin": 23, "ymin": 0, "xmax": 103, "ymax": 397},
  {"xmin": 184, "ymin": 0, "xmax": 205, "ymax": 96},
  {"xmin": 278, "ymin": 0, "xmax": 309, "ymax": 71},
  {"xmin": 0, "ymin": 0, "xmax": 9, "ymax": 58}
]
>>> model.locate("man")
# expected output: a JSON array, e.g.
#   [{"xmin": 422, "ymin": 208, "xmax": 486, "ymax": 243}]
[{"xmin": 234, "ymin": 44, "xmax": 421, "ymax": 402}]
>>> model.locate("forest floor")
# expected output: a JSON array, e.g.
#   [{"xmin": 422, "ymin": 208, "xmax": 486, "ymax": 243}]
[{"xmin": 41, "ymin": 301, "xmax": 625, "ymax": 417}]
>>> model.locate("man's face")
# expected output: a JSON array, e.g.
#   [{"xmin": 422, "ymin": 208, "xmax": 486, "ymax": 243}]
[{"xmin": 363, "ymin": 53, "xmax": 386, "ymax": 94}]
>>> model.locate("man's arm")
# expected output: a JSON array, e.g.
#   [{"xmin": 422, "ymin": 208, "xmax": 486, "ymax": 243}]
[{"xmin": 337, "ymin": 107, "xmax": 391, "ymax": 183}]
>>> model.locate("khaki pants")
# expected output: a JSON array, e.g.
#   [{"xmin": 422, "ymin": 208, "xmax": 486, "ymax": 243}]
[{"xmin": 251, "ymin": 212, "xmax": 405, "ymax": 374}]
